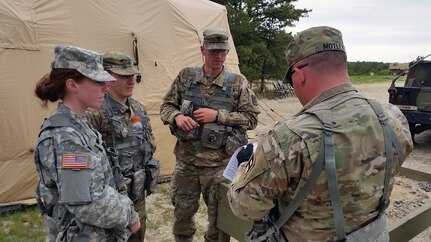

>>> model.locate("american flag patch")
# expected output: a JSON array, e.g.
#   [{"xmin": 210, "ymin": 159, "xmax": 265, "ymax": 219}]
[{"xmin": 62, "ymin": 154, "xmax": 88, "ymax": 169}]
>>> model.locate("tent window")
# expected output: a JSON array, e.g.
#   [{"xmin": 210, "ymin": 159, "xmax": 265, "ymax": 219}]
[{"xmin": 0, "ymin": 0, "xmax": 40, "ymax": 50}]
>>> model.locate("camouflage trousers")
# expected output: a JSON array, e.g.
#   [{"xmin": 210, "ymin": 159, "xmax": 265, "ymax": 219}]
[
  {"xmin": 128, "ymin": 196, "xmax": 147, "ymax": 242},
  {"xmin": 170, "ymin": 162, "xmax": 227, "ymax": 242}
]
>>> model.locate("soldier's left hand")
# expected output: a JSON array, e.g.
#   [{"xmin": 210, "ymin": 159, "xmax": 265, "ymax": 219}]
[{"xmin": 193, "ymin": 108, "xmax": 218, "ymax": 123}]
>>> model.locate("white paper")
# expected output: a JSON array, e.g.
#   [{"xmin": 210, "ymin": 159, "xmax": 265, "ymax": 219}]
[{"xmin": 223, "ymin": 143, "xmax": 258, "ymax": 181}]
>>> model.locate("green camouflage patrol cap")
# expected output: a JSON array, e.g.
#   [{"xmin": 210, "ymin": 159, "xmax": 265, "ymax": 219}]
[
  {"xmin": 51, "ymin": 45, "xmax": 115, "ymax": 82},
  {"xmin": 203, "ymin": 28, "xmax": 230, "ymax": 50},
  {"xmin": 102, "ymin": 51, "xmax": 140, "ymax": 76},
  {"xmin": 284, "ymin": 26, "xmax": 345, "ymax": 83}
]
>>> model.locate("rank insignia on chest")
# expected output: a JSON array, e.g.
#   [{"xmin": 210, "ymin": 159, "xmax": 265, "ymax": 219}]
[{"xmin": 62, "ymin": 154, "xmax": 88, "ymax": 169}]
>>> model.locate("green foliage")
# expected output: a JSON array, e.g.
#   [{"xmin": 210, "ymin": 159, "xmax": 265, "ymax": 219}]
[
  {"xmin": 350, "ymin": 75, "xmax": 393, "ymax": 84},
  {"xmin": 347, "ymin": 61, "xmax": 391, "ymax": 76},
  {"xmin": 211, "ymin": 0, "xmax": 310, "ymax": 90}
]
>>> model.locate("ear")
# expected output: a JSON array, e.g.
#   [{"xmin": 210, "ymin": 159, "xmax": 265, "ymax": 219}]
[
  {"xmin": 295, "ymin": 68, "xmax": 306, "ymax": 88},
  {"xmin": 200, "ymin": 46, "xmax": 205, "ymax": 54},
  {"xmin": 65, "ymin": 78, "xmax": 78, "ymax": 94}
]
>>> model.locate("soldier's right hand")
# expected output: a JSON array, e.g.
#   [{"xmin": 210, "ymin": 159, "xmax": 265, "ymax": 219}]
[
  {"xmin": 129, "ymin": 217, "xmax": 141, "ymax": 234},
  {"xmin": 237, "ymin": 143, "xmax": 254, "ymax": 165},
  {"xmin": 174, "ymin": 114, "xmax": 199, "ymax": 132}
]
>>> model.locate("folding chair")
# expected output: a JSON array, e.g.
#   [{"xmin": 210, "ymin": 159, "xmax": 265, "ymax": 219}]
[
  {"xmin": 278, "ymin": 80, "xmax": 295, "ymax": 97},
  {"xmin": 272, "ymin": 81, "xmax": 286, "ymax": 98}
]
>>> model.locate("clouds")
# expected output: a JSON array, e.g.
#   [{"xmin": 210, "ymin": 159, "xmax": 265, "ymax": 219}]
[{"xmin": 290, "ymin": 0, "xmax": 430, "ymax": 62}]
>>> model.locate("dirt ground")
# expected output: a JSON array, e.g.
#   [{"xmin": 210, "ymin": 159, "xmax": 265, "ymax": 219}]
[{"xmin": 146, "ymin": 82, "xmax": 431, "ymax": 241}]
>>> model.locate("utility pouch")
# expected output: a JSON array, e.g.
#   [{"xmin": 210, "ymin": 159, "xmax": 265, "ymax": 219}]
[
  {"xmin": 131, "ymin": 169, "xmax": 146, "ymax": 201},
  {"xmin": 200, "ymin": 123, "xmax": 230, "ymax": 149},
  {"xmin": 245, "ymin": 218, "xmax": 287, "ymax": 242},
  {"xmin": 145, "ymin": 158, "xmax": 160, "ymax": 195},
  {"xmin": 59, "ymin": 218, "xmax": 95, "ymax": 242},
  {"xmin": 334, "ymin": 215, "xmax": 388, "ymax": 242},
  {"xmin": 106, "ymin": 147, "xmax": 129, "ymax": 195},
  {"xmin": 173, "ymin": 126, "xmax": 200, "ymax": 140},
  {"xmin": 225, "ymin": 128, "xmax": 247, "ymax": 156}
]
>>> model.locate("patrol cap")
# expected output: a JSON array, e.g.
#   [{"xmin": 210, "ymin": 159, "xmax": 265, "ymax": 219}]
[
  {"xmin": 203, "ymin": 28, "xmax": 230, "ymax": 50},
  {"xmin": 284, "ymin": 26, "xmax": 345, "ymax": 83},
  {"xmin": 102, "ymin": 51, "xmax": 140, "ymax": 76},
  {"xmin": 51, "ymin": 45, "xmax": 115, "ymax": 82}
]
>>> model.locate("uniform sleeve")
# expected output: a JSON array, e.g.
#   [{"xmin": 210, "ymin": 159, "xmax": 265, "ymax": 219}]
[
  {"xmin": 228, "ymin": 129, "xmax": 294, "ymax": 220},
  {"xmin": 47, "ymin": 129, "xmax": 138, "ymax": 229},
  {"xmin": 217, "ymin": 75, "xmax": 260, "ymax": 130},
  {"xmin": 384, "ymin": 103, "xmax": 414, "ymax": 161},
  {"xmin": 228, "ymin": 120, "xmax": 310, "ymax": 221},
  {"xmin": 160, "ymin": 68, "xmax": 187, "ymax": 125}
]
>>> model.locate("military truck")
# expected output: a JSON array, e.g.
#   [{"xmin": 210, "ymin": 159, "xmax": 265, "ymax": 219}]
[{"xmin": 388, "ymin": 55, "xmax": 431, "ymax": 142}]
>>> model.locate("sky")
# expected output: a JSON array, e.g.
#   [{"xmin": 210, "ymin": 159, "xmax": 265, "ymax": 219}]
[{"xmin": 289, "ymin": 0, "xmax": 430, "ymax": 63}]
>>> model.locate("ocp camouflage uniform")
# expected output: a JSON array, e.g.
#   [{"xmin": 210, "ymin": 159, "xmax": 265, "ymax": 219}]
[
  {"xmin": 160, "ymin": 66, "xmax": 260, "ymax": 241},
  {"xmin": 228, "ymin": 83, "xmax": 414, "ymax": 241},
  {"xmin": 86, "ymin": 94, "xmax": 157, "ymax": 242},
  {"xmin": 35, "ymin": 104, "xmax": 138, "ymax": 242}
]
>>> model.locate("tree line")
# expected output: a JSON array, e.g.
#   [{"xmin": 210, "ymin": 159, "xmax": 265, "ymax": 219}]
[{"xmin": 210, "ymin": 0, "xmax": 392, "ymax": 91}]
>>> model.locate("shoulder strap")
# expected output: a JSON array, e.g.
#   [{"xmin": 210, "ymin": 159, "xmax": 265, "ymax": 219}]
[
  {"xmin": 274, "ymin": 106, "xmax": 332, "ymax": 229},
  {"xmin": 187, "ymin": 67, "xmax": 202, "ymax": 89},
  {"xmin": 367, "ymin": 99, "xmax": 404, "ymax": 215},
  {"xmin": 39, "ymin": 112, "xmax": 75, "ymax": 134},
  {"xmin": 274, "ymin": 131, "xmax": 326, "ymax": 229},
  {"xmin": 317, "ymin": 109, "xmax": 346, "ymax": 240}
]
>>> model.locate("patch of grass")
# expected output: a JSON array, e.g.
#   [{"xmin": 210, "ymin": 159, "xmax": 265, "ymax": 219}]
[
  {"xmin": 1, "ymin": 183, "xmax": 219, "ymax": 241},
  {"xmin": 0, "ymin": 206, "xmax": 45, "ymax": 242},
  {"xmin": 350, "ymin": 75, "xmax": 394, "ymax": 84}
]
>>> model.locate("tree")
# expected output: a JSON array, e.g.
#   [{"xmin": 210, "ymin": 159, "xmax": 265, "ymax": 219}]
[{"xmin": 212, "ymin": 0, "xmax": 310, "ymax": 91}]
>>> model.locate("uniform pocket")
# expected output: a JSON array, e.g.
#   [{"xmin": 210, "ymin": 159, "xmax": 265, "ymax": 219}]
[{"xmin": 59, "ymin": 169, "xmax": 92, "ymax": 205}]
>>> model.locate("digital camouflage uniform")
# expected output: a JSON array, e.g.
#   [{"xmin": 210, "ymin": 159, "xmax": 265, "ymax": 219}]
[
  {"xmin": 160, "ymin": 28, "xmax": 260, "ymax": 241},
  {"xmin": 34, "ymin": 45, "xmax": 138, "ymax": 242},
  {"xmin": 86, "ymin": 51, "xmax": 159, "ymax": 242},
  {"xmin": 35, "ymin": 104, "xmax": 138, "ymax": 242},
  {"xmin": 228, "ymin": 27, "xmax": 414, "ymax": 242}
]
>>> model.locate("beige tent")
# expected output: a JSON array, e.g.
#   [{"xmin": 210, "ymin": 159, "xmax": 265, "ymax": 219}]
[{"xmin": 0, "ymin": 0, "xmax": 240, "ymax": 206}]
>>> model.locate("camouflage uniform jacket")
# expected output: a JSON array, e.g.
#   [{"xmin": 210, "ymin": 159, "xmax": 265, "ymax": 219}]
[
  {"xmin": 86, "ymin": 94, "xmax": 156, "ymax": 153},
  {"xmin": 160, "ymin": 66, "xmax": 260, "ymax": 166},
  {"xmin": 34, "ymin": 104, "xmax": 138, "ymax": 241},
  {"xmin": 228, "ymin": 83, "xmax": 414, "ymax": 242}
]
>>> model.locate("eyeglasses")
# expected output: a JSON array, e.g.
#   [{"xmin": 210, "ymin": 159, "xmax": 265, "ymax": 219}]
[{"xmin": 285, "ymin": 63, "xmax": 309, "ymax": 86}]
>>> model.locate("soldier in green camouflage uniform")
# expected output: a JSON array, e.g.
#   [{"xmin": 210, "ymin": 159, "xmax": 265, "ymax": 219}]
[
  {"xmin": 34, "ymin": 45, "xmax": 140, "ymax": 242},
  {"xmin": 160, "ymin": 28, "xmax": 260, "ymax": 242},
  {"xmin": 86, "ymin": 51, "xmax": 159, "ymax": 242},
  {"xmin": 228, "ymin": 26, "xmax": 414, "ymax": 242}
]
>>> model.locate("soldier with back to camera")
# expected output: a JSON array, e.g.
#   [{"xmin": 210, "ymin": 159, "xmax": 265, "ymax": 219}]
[
  {"xmin": 160, "ymin": 27, "xmax": 260, "ymax": 242},
  {"xmin": 228, "ymin": 26, "xmax": 414, "ymax": 242},
  {"xmin": 86, "ymin": 51, "xmax": 159, "ymax": 242}
]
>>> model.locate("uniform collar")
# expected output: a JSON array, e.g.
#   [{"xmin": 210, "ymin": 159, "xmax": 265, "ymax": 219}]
[
  {"xmin": 198, "ymin": 65, "xmax": 226, "ymax": 87},
  {"xmin": 106, "ymin": 94, "xmax": 130, "ymax": 113},
  {"xmin": 57, "ymin": 102, "xmax": 85, "ymax": 121},
  {"xmin": 300, "ymin": 83, "xmax": 358, "ymax": 112}
]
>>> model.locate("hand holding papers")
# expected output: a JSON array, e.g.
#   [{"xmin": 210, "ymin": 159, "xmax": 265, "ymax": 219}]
[{"xmin": 223, "ymin": 143, "xmax": 257, "ymax": 181}]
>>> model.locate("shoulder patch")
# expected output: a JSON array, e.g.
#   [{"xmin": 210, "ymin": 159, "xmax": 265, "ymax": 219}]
[
  {"xmin": 62, "ymin": 154, "xmax": 88, "ymax": 169},
  {"xmin": 251, "ymin": 95, "xmax": 258, "ymax": 106}
]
